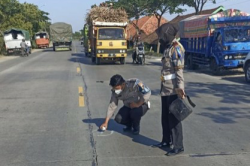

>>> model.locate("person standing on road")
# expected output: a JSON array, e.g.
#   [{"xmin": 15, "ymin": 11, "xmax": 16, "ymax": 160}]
[
  {"xmin": 100, "ymin": 74, "xmax": 151, "ymax": 135},
  {"xmin": 152, "ymin": 23, "xmax": 186, "ymax": 156}
]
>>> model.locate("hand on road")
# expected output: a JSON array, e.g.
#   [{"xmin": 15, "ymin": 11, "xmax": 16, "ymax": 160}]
[{"xmin": 100, "ymin": 123, "xmax": 108, "ymax": 130}]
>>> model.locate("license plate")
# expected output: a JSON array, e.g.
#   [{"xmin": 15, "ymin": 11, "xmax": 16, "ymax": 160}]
[{"xmin": 139, "ymin": 55, "xmax": 143, "ymax": 57}]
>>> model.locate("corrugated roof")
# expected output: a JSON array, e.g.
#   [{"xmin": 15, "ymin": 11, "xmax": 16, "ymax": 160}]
[
  {"xmin": 142, "ymin": 6, "xmax": 225, "ymax": 44},
  {"xmin": 169, "ymin": 6, "xmax": 225, "ymax": 24},
  {"xmin": 127, "ymin": 15, "xmax": 167, "ymax": 40}
]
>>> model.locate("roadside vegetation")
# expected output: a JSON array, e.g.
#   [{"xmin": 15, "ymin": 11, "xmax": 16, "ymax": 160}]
[{"xmin": 0, "ymin": 0, "xmax": 51, "ymax": 54}]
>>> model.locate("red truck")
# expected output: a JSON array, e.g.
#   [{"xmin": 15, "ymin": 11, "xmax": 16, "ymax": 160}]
[{"xmin": 35, "ymin": 31, "xmax": 49, "ymax": 48}]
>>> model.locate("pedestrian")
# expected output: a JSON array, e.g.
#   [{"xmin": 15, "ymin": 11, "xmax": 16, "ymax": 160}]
[
  {"xmin": 152, "ymin": 23, "xmax": 186, "ymax": 156},
  {"xmin": 100, "ymin": 74, "xmax": 151, "ymax": 135}
]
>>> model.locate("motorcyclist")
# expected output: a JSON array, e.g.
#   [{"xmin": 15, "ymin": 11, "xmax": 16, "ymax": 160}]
[
  {"xmin": 20, "ymin": 39, "xmax": 29, "ymax": 56},
  {"xmin": 132, "ymin": 39, "xmax": 144, "ymax": 64}
]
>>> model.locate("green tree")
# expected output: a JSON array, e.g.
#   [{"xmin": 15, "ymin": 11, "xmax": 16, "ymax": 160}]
[
  {"xmin": 112, "ymin": 0, "xmax": 150, "ymax": 35},
  {"xmin": 146, "ymin": 0, "xmax": 184, "ymax": 53},
  {"xmin": 183, "ymin": 0, "xmax": 216, "ymax": 14},
  {"xmin": 73, "ymin": 31, "xmax": 82, "ymax": 40},
  {"xmin": 0, "ymin": 0, "xmax": 50, "ymax": 36}
]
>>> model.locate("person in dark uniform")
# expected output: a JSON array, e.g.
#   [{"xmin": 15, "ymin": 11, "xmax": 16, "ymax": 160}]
[
  {"xmin": 152, "ymin": 23, "xmax": 186, "ymax": 156},
  {"xmin": 100, "ymin": 74, "xmax": 151, "ymax": 135}
]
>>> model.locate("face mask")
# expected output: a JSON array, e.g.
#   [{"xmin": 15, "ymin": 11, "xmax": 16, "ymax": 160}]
[{"xmin": 115, "ymin": 89, "xmax": 122, "ymax": 95}]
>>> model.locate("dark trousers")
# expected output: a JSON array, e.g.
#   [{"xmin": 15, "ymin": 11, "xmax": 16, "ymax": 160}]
[
  {"xmin": 115, "ymin": 104, "xmax": 148, "ymax": 130},
  {"xmin": 161, "ymin": 95, "xmax": 183, "ymax": 149}
]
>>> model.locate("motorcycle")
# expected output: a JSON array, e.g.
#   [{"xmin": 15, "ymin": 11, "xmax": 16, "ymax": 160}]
[
  {"xmin": 21, "ymin": 47, "xmax": 29, "ymax": 57},
  {"xmin": 132, "ymin": 44, "xmax": 145, "ymax": 65}
]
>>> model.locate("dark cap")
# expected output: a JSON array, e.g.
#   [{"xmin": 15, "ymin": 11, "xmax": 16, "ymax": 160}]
[{"xmin": 109, "ymin": 74, "xmax": 125, "ymax": 87}]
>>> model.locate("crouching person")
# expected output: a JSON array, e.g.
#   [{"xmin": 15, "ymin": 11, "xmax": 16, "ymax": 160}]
[{"xmin": 100, "ymin": 74, "xmax": 151, "ymax": 135}]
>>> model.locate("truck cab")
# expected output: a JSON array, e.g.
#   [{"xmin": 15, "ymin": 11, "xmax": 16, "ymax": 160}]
[
  {"xmin": 35, "ymin": 32, "xmax": 49, "ymax": 48},
  {"xmin": 91, "ymin": 22, "xmax": 127, "ymax": 65},
  {"xmin": 212, "ymin": 27, "xmax": 250, "ymax": 70}
]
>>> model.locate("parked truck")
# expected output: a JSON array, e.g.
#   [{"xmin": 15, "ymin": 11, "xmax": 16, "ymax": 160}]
[
  {"xmin": 179, "ymin": 9, "xmax": 250, "ymax": 73},
  {"xmin": 4, "ymin": 28, "xmax": 32, "ymax": 55},
  {"xmin": 35, "ymin": 31, "xmax": 49, "ymax": 48},
  {"xmin": 50, "ymin": 22, "xmax": 73, "ymax": 51},
  {"xmin": 243, "ymin": 53, "xmax": 250, "ymax": 83},
  {"xmin": 86, "ymin": 6, "xmax": 128, "ymax": 65},
  {"xmin": 83, "ymin": 24, "xmax": 91, "ymax": 57}
]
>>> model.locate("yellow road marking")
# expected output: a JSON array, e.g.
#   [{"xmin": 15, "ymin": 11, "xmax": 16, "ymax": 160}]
[
  {"xmin": 77, "ymin": 67, "xmax": 81, "ymax": 73},
  {"xmin": 78, "ymin": 87, "xmax": 85, "ymax": 107}
]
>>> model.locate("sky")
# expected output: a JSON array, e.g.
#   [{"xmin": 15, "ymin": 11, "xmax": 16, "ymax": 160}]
[{"xmin": 19, "ymin": 0, "xmax": 250, "ymax": 32}]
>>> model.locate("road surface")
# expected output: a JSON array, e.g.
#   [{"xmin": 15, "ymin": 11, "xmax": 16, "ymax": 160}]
[{"xmin": 0, "ymin": 41, "xmax": 249, "ymax": 166}]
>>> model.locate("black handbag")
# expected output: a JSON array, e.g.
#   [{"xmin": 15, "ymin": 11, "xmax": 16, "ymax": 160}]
[{"xmin": 169, "ymin": 95, "xmax": 196, "ymax": 121}]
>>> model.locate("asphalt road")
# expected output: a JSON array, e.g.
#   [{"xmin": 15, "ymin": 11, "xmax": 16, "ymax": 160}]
[{"xmin": 0, "ymin": 41, "xmax": 250, "ymax": 166}]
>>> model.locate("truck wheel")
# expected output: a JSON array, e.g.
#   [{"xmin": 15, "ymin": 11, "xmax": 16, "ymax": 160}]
[
  {"xmin": 120, "ymin": 57, "xmax": 125, "ymax": 65},
  {"xmin": 3, "ymin": 49, "xmax": 8, "ymax": 56},
  {"xmin": 92, "ymin": 57, "xmax": 96, "ymax": 63},
  {"xmin": 96, "ymin": 58, "xmax": 100, "ymax": 65},
  {"xmin": 187, "ymin": 55, "xmax": 195, "ymax": 70},
  {"xmin": 245, "ymin": 62, "xmax": 250, "ymax": 83},
  {"xmin": 142, "ymin": 55, "xmax": 145, "ymax": 65},
  {"xmin": 210, "ymin": 58, "xmax": 221, "ymax": 75}
]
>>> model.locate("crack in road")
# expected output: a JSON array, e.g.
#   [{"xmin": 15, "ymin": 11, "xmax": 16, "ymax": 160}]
[
  {"xmin": 95, "ymin": 151, "xmax": 250, "ymax": 159},
  {"xmin": 9, "ymin": 159, "xmax": 93, "ymax": 165},
  {"xmin": 77, "ymin": 60, "xmax": 99, "ymax": 166}
]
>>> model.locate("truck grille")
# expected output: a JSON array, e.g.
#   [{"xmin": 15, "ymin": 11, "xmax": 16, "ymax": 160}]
[{"xmin": 96, "ymin": 49, "xmax": 127, "ymax": 54}]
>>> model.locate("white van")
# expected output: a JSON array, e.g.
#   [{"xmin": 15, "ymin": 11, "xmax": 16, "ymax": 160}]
[{"xmin": 4, "ymin": 29, "xmax": 32, "ymax": 54}]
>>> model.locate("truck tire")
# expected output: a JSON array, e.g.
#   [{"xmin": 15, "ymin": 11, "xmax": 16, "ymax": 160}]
[
  {"xmin": 92, "ymin": 57, "xmax": 96, "ymax": 63},
  {"xmin": 120, "ymin": 57, "xmax": 125, "ymax": 65},
  {"xmin": 142, "ymin": 55, "xmax": 145, "ymax": 65},
  {"xmin": 210, "ymin": 58, "xmax": 221, "ymax": 75},
  {"xmin": 187, "ymin": 55, "xmax": 197, "ymax": 70},
  {"xmin": 245, "ymin": 62, "xmax": 250, "ymax": 83},
  {"xmin": 96, "ymin": 58, "xmax": 100, "ymax": 65}
]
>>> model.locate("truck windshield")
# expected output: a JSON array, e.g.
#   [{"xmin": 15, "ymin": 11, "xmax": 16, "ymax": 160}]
[
  {"xmin": 98, "ymin": 28, "xmax": 124, "ymax": 40},
  {"xmin": 224, "ymin": 29, "xmax": 250, "ymax": 42},
  {"xmin": 35, "ymin": 33, "xmax": 47, "ymax": 39}
]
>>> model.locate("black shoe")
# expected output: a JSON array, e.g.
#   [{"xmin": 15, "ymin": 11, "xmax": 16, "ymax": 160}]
[
  {"xmin": 123, "ymin": 126, "xmax": 132, "ymax": 132},
  {"xmin": 165, "ymin": 148, "xmax": 184, "ymax": 156},
  {"xmin": 151, "ymin": 142, "xmax": 171, "ymax": 148},
  {"xmin": 132, "ymin": 129, "xmax": 140, "ymax": 135}
]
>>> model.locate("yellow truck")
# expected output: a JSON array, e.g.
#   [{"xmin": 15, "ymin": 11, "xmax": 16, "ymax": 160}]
[
  {"xmin": 89, "ymin": 21, "xmax": 127, "ymax": 65},
  {"xmin": 86, "ymin": 6, "xmax": 128, "ymax": 65}
]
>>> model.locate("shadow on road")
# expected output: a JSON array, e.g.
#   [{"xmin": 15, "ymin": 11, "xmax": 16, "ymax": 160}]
[
  {"xmin": 221, "ymin": 76, "xmax": 247, "ymax": 84},
  {"xmin": 187, "ymin": 81, "xmax": 250, "ymax": 123},
  {"xmin": 82, "ymin": 118, "xmax": 160, "ymax": 147},
  {"xmin": 70, "ymin": 53, "xmax": 137, "ymax": 66}
]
